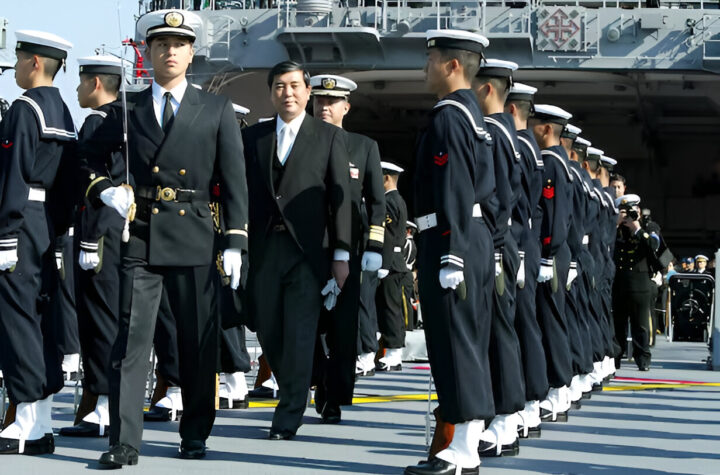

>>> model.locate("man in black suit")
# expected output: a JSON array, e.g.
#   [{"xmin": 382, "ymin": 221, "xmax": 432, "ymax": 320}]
[
  {"xmin": 83, "ymin": 10, "xmax": 248, "ymax": 466},
  {"xmin": 309, "ymin": 74, "xmax": 385, "ymax": 424},
  {"xmin": 242, "ymin": 61, "xmax": 351, "ymax": 439}
]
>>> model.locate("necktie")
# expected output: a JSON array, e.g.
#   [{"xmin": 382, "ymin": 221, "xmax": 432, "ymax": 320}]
[
  {"xmin": 277, "ymin": 125, "xmax": 292, "ymax": 165},
  {"xmin": 162, "ymin": 92, "xmax": 174, "ymax": 132}
]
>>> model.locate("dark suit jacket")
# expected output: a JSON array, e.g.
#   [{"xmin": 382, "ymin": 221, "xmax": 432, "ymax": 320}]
[
  {"xmin": 84, "ymin": 85, "xmax": 248, "ymax": 267},
  {"xmin": 241, "ymin": 114, "xmax": 351, "ymax": 281}
]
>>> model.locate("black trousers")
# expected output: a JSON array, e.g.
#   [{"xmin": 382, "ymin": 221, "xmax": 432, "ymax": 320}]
[
  {"xmin": 314, "ymin": 251, "xmax": 361, "ymax": 407},
  {"xmin": 357, "ymin": 270, "xmax": 380, "ymax": 355},
  {"xmin": 514, "ymin": 236, "xmax": 549, "ymax": 402},
  {"xmin": 489, "ymin": 240, "xmax": 526, "ymax": 415},
  {"xmin": 400, "ymin": 271, "xmax": 416, "ymax": 331},
  {"xmin": 251, "ymin": 231, "xmax": 322, "ymax": 434},
  {"xmin": 0, "ymin": 202, "xmax": 63, "ymax": 404},
  {"xmin": 153, "ymin": 288, "xmax": 181, "ymax": 386},
  {"xmin": 109, "ymin": 257, "xmax": 218, "ymax": 450},
  {"xmin": 417, "ymin": 219, "xmax": 495, "ymax": 424},
  {"xmin": 75, "ymin": 225, "xmax": 122, "ymax": 395},
  {"xmin": 564, "ymin": 272, "xmax": 592, "ymax": 376},
  {"xmin": 536, "ymin": 245, "xmax": 573, "ymax": 389},
  {"xmin": 612, "ymin": 274, "xmax": 652, "ymax": 368},
  {"xmin": 376, "ymin": 272, "xmax": 406, "ymax": 349},
  {"xmin": 215, "ymin": 275, "xmax": 251, "ymax": 374},
  {"xmin": 582, "ymin": 271, "xmax": 607, "ymax": 363},
  {"xmin": 54, "ymin": 230, "xmax": 80, "ymax": 356}
]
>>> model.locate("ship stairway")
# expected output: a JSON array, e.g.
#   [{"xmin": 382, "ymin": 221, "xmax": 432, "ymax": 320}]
[{"xmin": 701, "ymin": 13, "xmax": 720, "ymax": 72}]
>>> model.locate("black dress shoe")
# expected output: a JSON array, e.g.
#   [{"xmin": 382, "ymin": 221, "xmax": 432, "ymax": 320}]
[
  {"xmin": 591, "ymin": 383, "xmax": 603, "ymax": 392},
  {"xmin": 478, "ymin": 438, "xmax": 519, "ymax": 457},
  {"xmin": 219, "ymin": 397, "xmax": 249, "ymax": 409},
  {"xmin": 268, "ymin": 430, "xmax": 294, "ymax": 440},
  {"xmin": 404, "ymin": 457, "xmax": 478, "ymax": 475},
  {"xmin": 581, "ymin": 391, "xmax": 592, "ymax": 400},
  {"xmin": 355, "ymin": 368, "xmax": 375, "ymax": 379},
  {"xmin": 375, "ymin": 362, "xmax": 402, "ymax": 372},
  {"xmin": 0, "ymin": 434, "xmax": 54, "ymax": 455},
  {"xmin": 571, "ymin": 400, "xmax": 582, "ymax": 410},
  {"xmin": 320, "ymin": 403, "xmax": 341, "ymax": 424},
  {"xmin": 144, "ymin": 406, "xmax": 180, "ymax": 422},
  {"xmin": 518, "ymin": 425, "xmax": 541, "ymax": 439},
  {"xmin": 179, "ymin": 439, "xmax": 206, "ymax": 459},
  {"xmin": 248, "ymin": 386, "xmax": 278, "ymax": 399},
  {"xmin": 59, "ymin": 421, "xmax": 109, "ymax": 438},
  {"xmin": 638, "ymin": 364, "xmax": 650, "ymax": 372},
  {"xmin": 99, "ymin": 443, "xmax": 139, "ymax": 467},
  {"xmin": 540, "ymin": 408, "xmax": 569, "ymax": 422}
]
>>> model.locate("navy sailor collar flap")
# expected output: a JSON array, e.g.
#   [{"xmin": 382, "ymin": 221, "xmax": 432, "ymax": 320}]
[
  {"xmin": 16, "ymin": 87, "xmax": 76, "ymax": 142},
  {"xmin": 433, "ymin": 89, "xmax": 492, "ymax": 142}
]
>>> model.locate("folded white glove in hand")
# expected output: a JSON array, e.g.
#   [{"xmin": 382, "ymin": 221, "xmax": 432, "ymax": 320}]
[
  {"xmin": 100, "ymin": 186, "xmax": 134, "ymax": 219},
  {"xmin": 537, "ymin": 258, "xmax": 554, "ymax": 283},
  {"xmin": 494, "ymin": 252, "xmax": 503, "ymax": 277},
  {"xmin": 361, "ymin": 251, "xmax": 382, "ymax": 272},
  {"xmin": 439, "ymin": 267, "xmax": 464, "ymax": 290},
  {"xmin": 0, "ymin": 249, "xmax": 18, "ymax": 271},
  {"xmin": 567, "ymin": 262, "xmax": 578, "ymax": 289},
  {"xmin": 222, "ymin": 248, "xmax": 243, "ymax": 290},
  {"xmin": 517, "ymin": 250, "xmax": 526, "ymax": 288},
  {"xmin": 78, "ymin": 250, "xmax": 100, "ymax": 271},
  {"xmin": 377, "ymin": 268, "xmax": 389, "ymax": 279},
  {"xmin": 321, "ymin": 277, "xmax": 342, "ymax": 310}
]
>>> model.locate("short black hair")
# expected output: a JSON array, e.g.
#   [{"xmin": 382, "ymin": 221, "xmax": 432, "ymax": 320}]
[
  {"xmin": 267, "ymin": 61, "xmax": 310, "ymax": 88},
  {"xmin": 80, "ymin": 73, "xmax": 121, "ymax": 95},
  {"xmin": 505, "ymin": 99, "xmax": 532, "ymax": 121},
  {"xmin": 475, "ymin": 75, "xmax": 511, "ymax": 100},
  {"xmin": 435, "ymin": 47, "xmax": 481, "ymax": 82},
  {"xmin": 610, "ymin": 173, "xmax": 626, "ymax": 185}
]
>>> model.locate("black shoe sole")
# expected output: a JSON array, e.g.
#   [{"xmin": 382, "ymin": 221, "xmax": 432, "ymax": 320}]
[
  {"xmin": 518, "ymin": 426, "xmax": 541, "ymax": 439},
  {"xmin": 219, "ymin": 399, "xmax": 249, "ymax": 409},
  {"xmin": 571, "ymin": 401, "xmax": 582, "ymax": 410}
]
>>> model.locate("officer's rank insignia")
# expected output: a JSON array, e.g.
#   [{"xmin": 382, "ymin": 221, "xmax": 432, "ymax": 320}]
[
  {"xmin": 434, "ymin": 152, "xmax": 448, "ymax": 166},
  {"xmin": 1, "ymin": 139, "xmax": 12, "ymax": 149},
  {"xmin": 322, "ymin": 78, "xmax": 336, "ymax": 90},
  {"xmin": 165, "ymin": 11, "xmax": 184, "ymax": 27}
]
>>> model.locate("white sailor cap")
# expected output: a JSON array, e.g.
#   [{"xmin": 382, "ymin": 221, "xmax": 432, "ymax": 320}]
[
  {"xmin": 601, "ymin": 155, "xmax": 617, "ymax": 169},
  {"xmin": 574, "ymin": 137, "xmax": 592, "ymax": 149},
  {"xmin": 561, "ymin": 124, "xmax": 582, "ymax": 140},
  {"xmin": 406, "ymin": 221, "xmax": 418, "ymax": 229},
  {"xmin": 426, "ymin": 29, "xmax": 489, "ymax": 54},
  {"xmin": 78, "ymin": 55, "xmax": 123, "ymax": 76},
  {"xmin": 310, "ymin": 74, "xmax": 357, "ymax": 98},
  {"xmin": 233, "ymin": 103, "xmax": 250, "ymax": 115},
  {"xmin": 16, "ymin": 30, "xmax": 72, "ymax": 60},
  {"xmin": 381, "ymin": 161, "xmax": 404, "ymax": 174},
  {"xmin": 695, "ymin": 254, "xmax": 709, "ymax": 262},
  {"xmin": 532, "ymin": 104, "xmax": 572, "ymax": 125},
  {"xmin": 615, "ymin": 194, "xmax": 640, "ymax": 208},
  {"xmin": 140, "ymin": 9, "xmax": 199, "ymax": 42},
  {"xmin": 0, "ymin": 60, "xmax": 14, "ymax": 73},
  {"xmin": 586, "ymin": 147, "xmax": 604, "ymax": 159},
  {"xmin": 506, "ymin": 82, "xmax": 536, "ymax": 103},
  {"xmin": 476, "ymin": 58, "xmax": 518, "ymax": 79}
]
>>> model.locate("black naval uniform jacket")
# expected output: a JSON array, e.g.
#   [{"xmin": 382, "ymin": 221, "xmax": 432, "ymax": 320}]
[
  {"xmin": 0, "ymin": 87, "xmax": 77, "ymax": 245},
  {"xmin": 382, "ymin": 189, "xmax": 408, "ymax": 274},
  {"xmin": 516, "ymin": 129, "xmax": 544, "ymax": 252},
  {"xmin": 241, "ymin": 115, "xmax": 352, "ymax": 282},
  {"xmin": 344, "ymin": 131, "xmax": 385, "ymax": 255},
  {"xmin": 84, "ymin": 86, "xmax": 249, "ymax": 265},
  {"xmin": 614, "ymin": 225, "xmax": 660, "ymax": 291},
  {"xmin": 539, "ymin": 145, "xmax": 573, "ymax": 264}
]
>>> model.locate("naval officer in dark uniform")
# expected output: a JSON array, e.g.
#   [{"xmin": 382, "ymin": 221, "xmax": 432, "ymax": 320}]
[
  {"xmin": 0, "ymin": 30, "xmax": 76, "ymax": 455},
  {"xmin": 309, "ymin": 73, "xmax": 385, "ymax": 424},
  {"xmin": 242, "ymin": 61, "xmax": 351, "ymax": 440},
  {"xmin": 60, "ymin": 55, "xmax": 125, "ymax": 438},
  {"xmin": 83, "ymin": 10, "xmax": 248, "ymax": 465},
  {"xmin": 405, "ymin": 29, "xmax": 495, "ymax": 475}
]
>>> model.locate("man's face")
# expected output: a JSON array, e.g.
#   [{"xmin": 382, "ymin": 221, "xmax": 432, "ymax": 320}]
[
  {"xmin": 14, "ymin": 51, "xmax": 34, "ymax": 89},
  {"xmin": 147, "ymin": 36, "xmax": 193, "ymax": 84},
  {"xmin": 312, "ymin": 95, "xmax": 349, "ymax": 128},
  {"xmin": 270, "ymin": 70, "xmax": 310, "ymax": 121},
  {"xmin": 611, "ymin": 180, "xmax": 626, "ymax": 198},
  {"xmin": 424, "ymin": 49, "xmax": 449, "ymax": 96},
  {"xmin": 698, "ymin": 260, "xmax": 707, "ymax": 271},
  {"xmin": 688, "ymin": 262, "xmax": 695, "ymax": 271},
  {"xmin": 76, "ymin": 75, "xmax": 96, "ymax": 109},
  {"xmin": 529, "ymin": 119, "xmax": 547, "ymax": 146}
]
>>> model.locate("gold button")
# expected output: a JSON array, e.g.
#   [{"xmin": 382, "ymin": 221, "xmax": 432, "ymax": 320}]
[
  {"xmin": 179, "ymin": 209, "xmax": 186, "ymax": 216},
  {"xmin": 152, "ymin": 207, "xmax": 159, "ymax": 215},
  {"xmin": 152, "ymin": 166, "xmax": 159, "ymax": 173},
  {"xmin": 179, "ymin": 169, "xmax": 186, "ymax": 176}
]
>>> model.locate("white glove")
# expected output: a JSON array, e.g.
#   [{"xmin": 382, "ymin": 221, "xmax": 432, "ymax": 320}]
[
  {"xmin": 0, "ymin": 249, "xmax": 18, "ymax": 271},
  {"xmin": 517, "ymin": 250, "xmax": 526, "ymax": 288},
  {"xmin": 567, "ymin": 261, "xmax": 578, "ymax": 289},
  {"xmin": 494, "ymin": 252, "xmax": 503, "ymax": 277},
  {"xmin": 377, "ymin": 268, "xmax": 389, "ymax": 279},
  {"xmin": 100, "ymin": 186, "xmax": 134, "ymax": 219},
  {"xmin": 321, "ymin": 277, "xmax": 342, "ymax": 310},
  {"xmin": 222, "ymin": 248, "xmax": 243, "ymax": 290},
  {"xmin": 78, "ymin": 250, "xmax": 100, "ymax": 271},
  {"xmin": 361, "ymin": 251, "xmax": 382, "ymax": 272},
  {"xmin": 439, "ymin": 267, "xmax": 464, "ymax": 290},
  {"xmin": 537, "ymin": 258, "xmax": 554, "ymax": 283},
  {"xmin": 55, "ymin": 251, "xmax": 63, "ymax": 271}
]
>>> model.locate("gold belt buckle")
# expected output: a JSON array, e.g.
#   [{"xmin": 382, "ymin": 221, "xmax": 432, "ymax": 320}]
[{"xmin": 157, "ymin": 186, "xmax": 176, "ymax": 202}]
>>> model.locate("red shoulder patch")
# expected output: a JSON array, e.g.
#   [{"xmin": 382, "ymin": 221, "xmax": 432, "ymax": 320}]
[
  {"xmin": 1, "ymin": 140, "xmax": 12, "ymax": 149},
  {"xmin": 542, "ymin": 236, "xmax": 552, "ymax": 245},
  {"xmin": 542, "ymin": 185, "xmax": 555, "ymax": 199},
  {"xmin": 434, "ymin": 153, "xmax": 448, "ymax": 166}
]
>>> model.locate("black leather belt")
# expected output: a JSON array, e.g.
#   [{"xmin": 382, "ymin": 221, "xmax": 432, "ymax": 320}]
[{"xmin": 135, "ymin": 185, "xmax": 210, "ymax": 203}]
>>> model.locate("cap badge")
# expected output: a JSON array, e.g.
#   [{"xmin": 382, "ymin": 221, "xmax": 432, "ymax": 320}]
[
  {"xmin": 165, "ymin": 11, "xmax": 184, "ymax": 28},
  {"xmin": 322, "ymin": 78, "xmax": 336, "ymax": 90}
]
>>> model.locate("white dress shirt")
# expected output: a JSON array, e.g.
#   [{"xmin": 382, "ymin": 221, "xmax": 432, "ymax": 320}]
[
  {"xmin": 152, "ymin": 79, "xmax": 188, "ymax": 127},
  {"xmin": 276, "ymin": 111, "xmax": 305, "ymax": 165}
]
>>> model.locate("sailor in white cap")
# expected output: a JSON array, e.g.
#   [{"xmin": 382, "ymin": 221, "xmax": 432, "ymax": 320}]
[
  {"xmin": 613, "ymin": 193, "xmax": 658, "ymax": 371},
  {"xmin": 82, "ymin": 9, "xmax": 249, "ymax": 466},
  {"xmin": 406, "ymin": 29, "xmax": 494, "ymax": 475},
  {"xmin": 695, "ymin": 254, "xmax": 711, "ymax": 274},
  {"xmin": 0, "ymin": 29, "xmax": 76, "ymax": 456},
  {"xmin": 559, "ymin": 123, "xmax": 581, "ymax": 159},
  {"xmin": 308, "ymin": 73, "xmax": 386, "ymax": 424},
  {"xmin": 504, "ymin": 81, "xmax": 549, "ymax": 440},
  {"xmin": 57, "ymin": 55, "xmax": 125, "ymax": 439},
  {"xmin": 527, "ymin": 104, "xmax": 575, "ymax": 423},
  {"xmin": 473, "ymin": 58, "xmax": 526, "ymax": 457}
]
